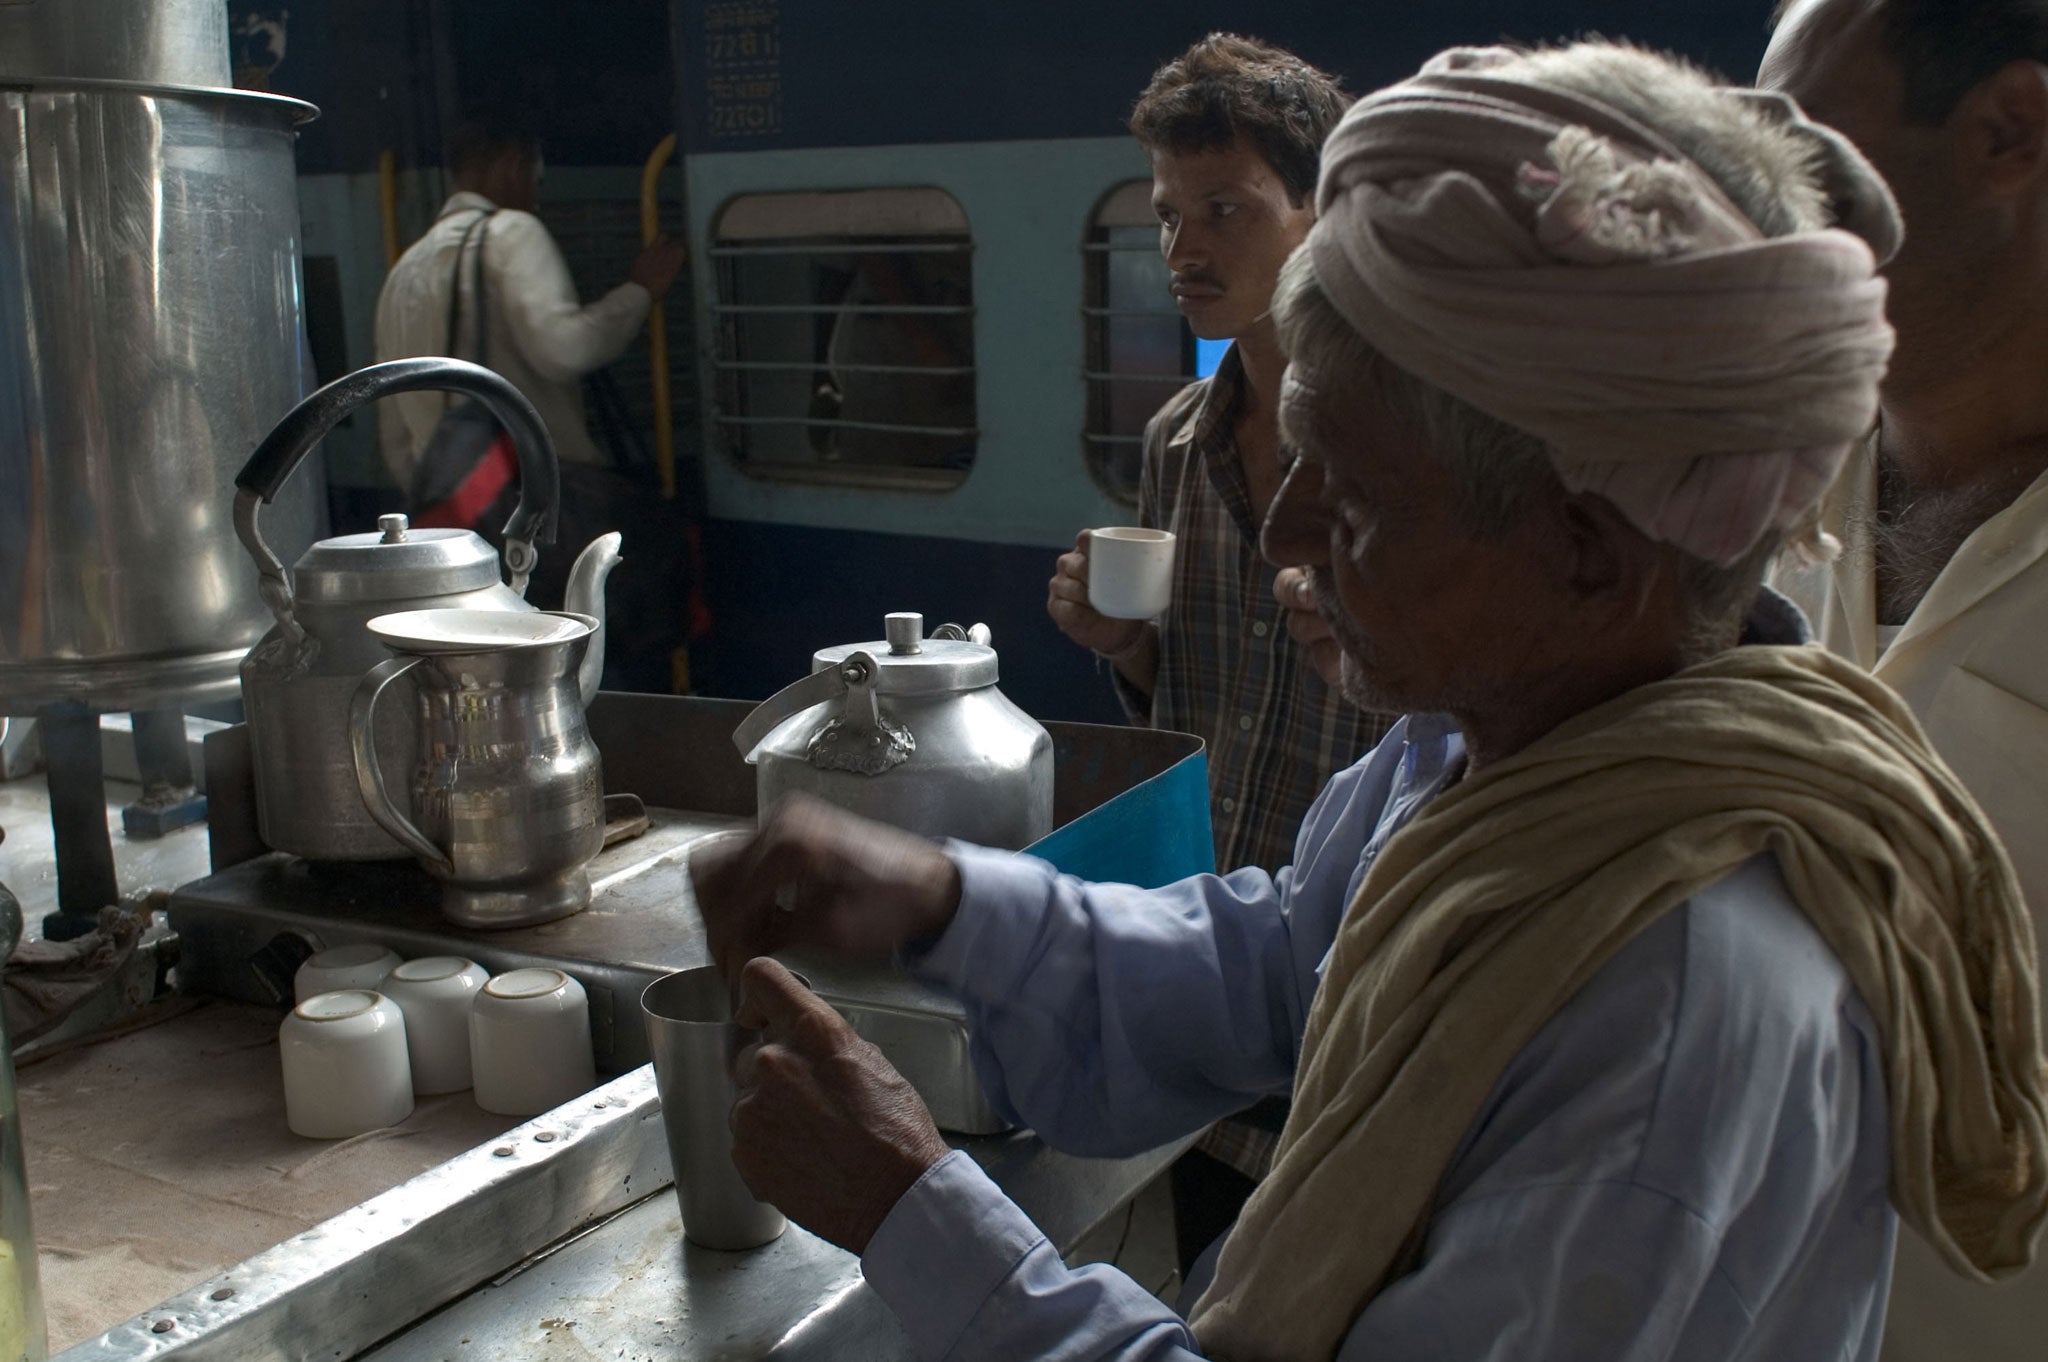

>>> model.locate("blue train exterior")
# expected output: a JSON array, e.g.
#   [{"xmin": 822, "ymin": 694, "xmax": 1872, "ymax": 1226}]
[
  {"xmin": 256, "ymin": 1, "xmax": 1777, "ymax": 722},
  {"xmin": 668, "ymin": 1, "xmax": 1775, "ymax": 720}
]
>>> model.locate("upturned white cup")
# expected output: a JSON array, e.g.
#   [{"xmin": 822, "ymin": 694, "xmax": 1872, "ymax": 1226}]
[
  {"xmin": 380, "ymin": 956, "xmax": 491, "ymax": 1095},
  {"xmin": 293, "ymin": 942, "xmax": 401, "ymax": 1003},
  {"xmin": 1086, "ymin": 527, "xmax": 1176, "ymax": 619},
  {"xmin": 280, "ymin": 990, "xmax": 414, "ymax": 1139},
  {"xmin": 470, "ymin": 968, "xmax": 597, "ymax": 1116}
]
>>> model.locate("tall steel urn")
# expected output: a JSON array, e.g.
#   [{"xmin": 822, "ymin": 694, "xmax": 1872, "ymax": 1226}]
[{"xmin": 0, "ymin": 0, "xmax": 322, "ymax": 715}]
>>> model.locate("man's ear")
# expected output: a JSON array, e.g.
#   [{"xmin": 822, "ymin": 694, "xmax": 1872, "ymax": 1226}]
[
  {"xmin": 1954, "ymin": 60, "xmax": 2048, "ymax": 195},
  {"xmin": 1556, "ymin": 493, "xmax": 1657, "ymax": 615}
]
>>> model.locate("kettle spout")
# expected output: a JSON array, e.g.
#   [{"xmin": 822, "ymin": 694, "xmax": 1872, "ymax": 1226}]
[{"xmin": 565, "ymin": 532, "xmax": 623, "ymax": 703}]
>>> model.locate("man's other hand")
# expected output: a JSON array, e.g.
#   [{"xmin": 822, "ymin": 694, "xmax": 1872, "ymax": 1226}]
[
  {"xmin": 629, "ymin": 234, "xmax": 688, "ymax": 300},
  {"xmin": 688, "ymin": 794, "xmax": 963, "ymax": 984},
  {"xmin": 731, "ymin": 958, "xmax": 951, "ymax": 1254},
  {"xmin": 1275, "ymin": 566, "xmax": 1343, "ymax": 688},
  {"xmin": 1049, "ymin": 530, "xmax": 1149, "ymax": 658}
]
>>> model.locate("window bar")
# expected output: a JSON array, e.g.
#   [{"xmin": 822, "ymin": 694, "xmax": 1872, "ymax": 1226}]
[
  {"xmin": 1082, "ymin": 370, "xmax": 1201, "ymax": 385},
  {"xmin": 1079, "ymin": 305, "xmax": 1186, "ymax": 319},
  {"xmin": 707, "ymin": 241, "xmax": 975, "ymax": 258},
  {"xmin": 710, "ymin": 302, "xmax": 976, "ymax": 316},
  {"xmin": 712, "ymin": 358, "xmax": 978, "ymax": 376},
  {"xmin": 714, "ymin": 413, "xmax": 980, "ymax": 438}
]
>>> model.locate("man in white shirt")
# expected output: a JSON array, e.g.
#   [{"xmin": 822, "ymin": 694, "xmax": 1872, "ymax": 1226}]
[
  {"xmin": 1761, "ymin": 4, "xmax": 2048, "ymax": 1358},
  {"xmin": 373, "ymin": 116, "xmax": 686, "ymax": 489}
]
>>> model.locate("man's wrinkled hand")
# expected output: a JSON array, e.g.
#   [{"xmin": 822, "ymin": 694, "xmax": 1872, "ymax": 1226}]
[
  {"xmin": 1049, "ymin": 530, "xmax": 1150, "ymax": 659},
  {"xmin": 730, "ymin": 958, "xmax": 951, "ymax": 1254},
  {"xmin": 1274, "ymin": 565, "xmax": 1343, "ymax": 688},
  {"xmin": 688, "ymin": 794, "xmax": 963, "ymax": 986}
]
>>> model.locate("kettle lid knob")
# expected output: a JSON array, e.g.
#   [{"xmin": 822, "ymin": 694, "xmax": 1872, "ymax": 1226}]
[
  {"xmin": 377, "ymin": 513, "xmax": 410, "ymax": 544},
  {"xmin": 884, "ymin": 612, "xmax": 924, "ymax": 656}
]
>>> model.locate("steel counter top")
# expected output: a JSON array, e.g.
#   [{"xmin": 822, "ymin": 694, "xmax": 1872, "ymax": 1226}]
[
  {"xmin": 362, "ymin": 1113, "xmax": 1191, "ymax": 1362},
  {"xmin": 61, "ymin": 1063, "xmax": 1191, "ymax": 1362},
  {"xmin": 85, "ymin": 693, "xmax": 1203, "ymax": 1360}
]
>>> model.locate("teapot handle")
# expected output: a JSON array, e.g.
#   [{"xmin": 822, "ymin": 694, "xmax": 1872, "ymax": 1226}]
[
  {"xmin": 349, "ymin": 656, "xmax": 454, "ymax": 873},
  {"xmin": 730, "ymin": 654, "xmax": 876, "ymax": 762},
  {"xmin": 233, "ymin": 358, "xmax": 564, "ymax": 618}
]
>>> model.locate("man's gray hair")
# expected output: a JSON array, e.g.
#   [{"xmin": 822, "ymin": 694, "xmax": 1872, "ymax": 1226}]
[{"xmin": 1276, "ymin": 43, "xmax": 1834, "ymax": 649}]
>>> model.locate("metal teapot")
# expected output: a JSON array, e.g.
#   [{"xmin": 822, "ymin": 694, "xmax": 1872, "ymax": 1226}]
[
  {"xmin": 732, "ymin": 613, "xmax": 1053, "ymax": 850},
  {"xmin": 350, "ymin": 610, "xmax": 606, "ymax": 929},
  {"xmin": 235, "ymin": 358, "xmax": 619, "ymax": 862}
]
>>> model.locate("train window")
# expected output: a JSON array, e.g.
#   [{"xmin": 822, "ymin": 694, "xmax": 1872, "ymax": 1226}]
[
  {"xmin": 709, "ymin": 188, "xmax": 976, "ymax": 489},
  {"xmin": 1083, "ymin": 180, "xmax": 1199, "ymax": 504}
]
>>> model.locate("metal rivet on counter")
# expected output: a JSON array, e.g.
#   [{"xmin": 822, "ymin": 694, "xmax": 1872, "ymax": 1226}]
[
  {"xmin": 493, "ymin": 1146, "xmax": 515, "ymax": 1157},
  {"xmin": 152, "ymin": 1320, "xmax": 176, "ymax": 1334},
  {"xmin": 534, "ymin": 1131, "xmax": 558, "ymax": 1143},
  {"xmin": 210, "ymin": 1288, "xmax": 236, "ymax": 1302}
]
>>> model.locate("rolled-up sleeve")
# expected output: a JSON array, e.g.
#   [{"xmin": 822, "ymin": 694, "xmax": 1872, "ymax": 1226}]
[{"xmin": 486, "ymin": 211, "xmax": 652, "ymax": 383}]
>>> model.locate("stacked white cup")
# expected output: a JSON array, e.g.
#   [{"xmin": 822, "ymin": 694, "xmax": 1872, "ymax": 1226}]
[{"xmin": 279, "ymin": 947, "xmax": 597, "ymax": 1137}]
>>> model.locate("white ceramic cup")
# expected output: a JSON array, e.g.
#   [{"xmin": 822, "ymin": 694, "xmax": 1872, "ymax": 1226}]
[
  {"xmin": 279, "ymin": 990, "xmax": 414, "ymax": 1139},
  {"xmin": 294, "ymin": 942, "xmax": 402, "ymax": 1004},
  {"xmin": 469, "ymin": 967, "xmax": 597, "ymax": 1117},
  {"xmin": 1086, "ymin": 527, "xmax": 1176, "ymax": 619},
  {"xmin": 379, "ymin": 956, "xmax": 491, "ymax": 1096}
]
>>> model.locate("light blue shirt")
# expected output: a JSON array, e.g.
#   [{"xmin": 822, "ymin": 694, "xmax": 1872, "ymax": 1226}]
[{"xmin": 863, "ymin": 620, "xmax": 1896, "ymax": 1359}]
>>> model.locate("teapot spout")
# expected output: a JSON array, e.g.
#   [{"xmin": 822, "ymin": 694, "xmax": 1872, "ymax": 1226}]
[{"xmin": 565, "ymin": 532, "xmax": 623, "ymax": 703}]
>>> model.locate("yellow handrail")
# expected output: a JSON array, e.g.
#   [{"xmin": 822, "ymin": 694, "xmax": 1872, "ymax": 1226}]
[
  {"xmin": 640, "ymin": 132, "xmax": 679, "ymax": 500},
  {"xmin": 377, "ymin": 148, "xmax": 401, "ymax": 269}
]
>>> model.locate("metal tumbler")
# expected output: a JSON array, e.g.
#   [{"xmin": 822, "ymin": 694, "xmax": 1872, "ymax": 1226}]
[{"xmin": 641, "ymin": 966, "xmax": 789, "ymax": 1250}]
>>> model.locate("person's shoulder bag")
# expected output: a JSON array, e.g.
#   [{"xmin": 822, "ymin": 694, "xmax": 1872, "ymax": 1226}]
[{"xmin": 408, "ymin": 210, "xmax": 521, "ymax": 529}]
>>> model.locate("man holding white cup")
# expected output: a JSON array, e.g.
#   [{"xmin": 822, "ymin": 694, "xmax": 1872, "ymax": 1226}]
[
  {"xmin": 1045, "ymin": 32, "xmax": 1400, "ymax": 1272},
  {"xmin": 1048, "ymin": 34, "xmax": 1395, "ymax": 887}
]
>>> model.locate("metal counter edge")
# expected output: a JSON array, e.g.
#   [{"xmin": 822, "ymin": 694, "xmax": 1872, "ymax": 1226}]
[{"xmin": 53, "ymin": 1067, "xmax": 670, "ymax": 1362}]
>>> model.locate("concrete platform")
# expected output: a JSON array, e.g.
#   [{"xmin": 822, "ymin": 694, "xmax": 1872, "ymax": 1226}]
[{"xmin": 0, "ymin": 772, "xmax": 214, "ymax": 945}]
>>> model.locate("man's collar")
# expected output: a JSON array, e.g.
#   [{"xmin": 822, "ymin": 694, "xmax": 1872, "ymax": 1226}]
[
  {"xmin": 1744, "ymin": 584, "xmax": 1813, "ymax": 646},
  {"xmin": 1167, "ymin": 343, "xmax": 1248, "ymax": 451},
  {"xmin": 440, "ymin": 190, "xmax": 498, "ymax": 218}
]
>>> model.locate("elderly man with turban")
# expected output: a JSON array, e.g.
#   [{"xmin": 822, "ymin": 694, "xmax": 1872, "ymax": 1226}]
[{"xmin": 689, "ymin": 40, "xmax": 2048, "ymax": 1362}]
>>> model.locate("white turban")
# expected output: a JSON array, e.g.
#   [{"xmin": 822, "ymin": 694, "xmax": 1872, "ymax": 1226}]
[{"xmin": 1304, "ymin": 48, "xmax": 1902, "ymax": 565}]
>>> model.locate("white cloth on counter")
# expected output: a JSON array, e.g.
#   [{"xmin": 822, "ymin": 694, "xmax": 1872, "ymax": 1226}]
[
  {"xmin": 1776, "ymin": 443, "xmax": 2048, "ymax": 1362},
  {"xmin": 373, "ymin": 190, "xmax": 650, "ymax": 486}
]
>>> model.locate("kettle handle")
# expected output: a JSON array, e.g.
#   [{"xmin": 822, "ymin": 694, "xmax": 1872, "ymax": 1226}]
[
  {"xmin": 730, "ymin": 654, "xmax": 876, "ymax": 762},
  {"xmin": 349, "ymin": 656, "xmax": 455, "ymax": 874},
  {"xmin": 233, "ymin": 358, "xmax": 565, "ymax": 617}
]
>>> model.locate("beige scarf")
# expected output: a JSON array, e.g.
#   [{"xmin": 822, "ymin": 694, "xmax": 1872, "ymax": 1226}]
[{"xmin": 1187, "ymin": 645, "xmax": 2048, "ymax": 1361}]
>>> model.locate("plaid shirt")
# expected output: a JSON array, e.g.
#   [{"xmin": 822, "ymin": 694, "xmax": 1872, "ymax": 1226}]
[{"xmin": 1115, "ymin": 347, "xmax": 1396, "ymax": 875}]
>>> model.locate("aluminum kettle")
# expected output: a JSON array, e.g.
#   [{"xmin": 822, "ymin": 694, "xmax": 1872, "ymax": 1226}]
[
  {"xmin": 236, "ymin": 358, "xmax": 619, "ymax": 862},
  {"xmin": 732, "ymin": 613, "xmax": 1053, "ymax": 850}
]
